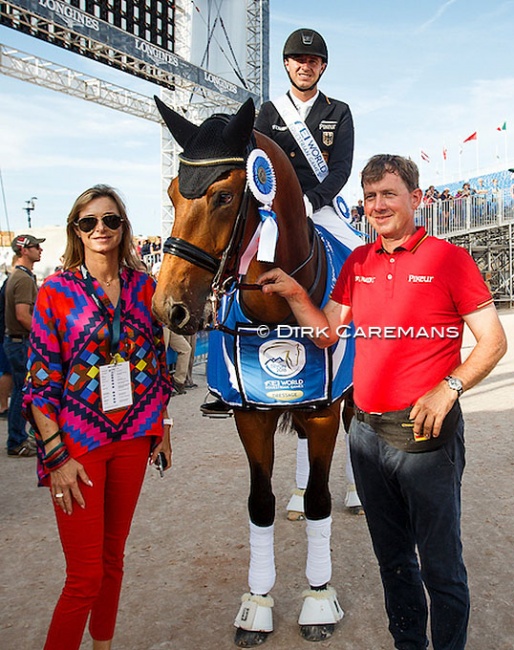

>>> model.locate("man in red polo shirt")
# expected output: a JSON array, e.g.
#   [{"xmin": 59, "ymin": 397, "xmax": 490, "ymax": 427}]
[{"xmin": 256, "ymin": 154, "xmax": 507, "ymax": 650}]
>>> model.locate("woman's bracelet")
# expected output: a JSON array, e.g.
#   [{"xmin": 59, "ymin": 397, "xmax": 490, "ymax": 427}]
[
  {"xmin": 42, "ymin": 430, "xmax": 63, "ymax": 446},
  {"xmin": 44, "ymin": 448, "xmax": 71, "ymax": 472},
  {"xmin": 43, "ymin": 439, "xmax": 70, "ymax": 472},
  {"xmin": 44, "ymin": 442, "xmax": 65, "ymax": 459},
  {"xmin": 163, "ymin": 418, "xmax": 173, "ymax": 426}
]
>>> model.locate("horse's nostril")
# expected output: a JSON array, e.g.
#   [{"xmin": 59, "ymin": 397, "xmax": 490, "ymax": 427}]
[{"xmin": 170, "ymin": 304, "xmax": 190, "ymax": 329}]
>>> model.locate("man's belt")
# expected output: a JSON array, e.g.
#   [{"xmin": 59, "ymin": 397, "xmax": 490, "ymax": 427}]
[
  {"xmin": 6, "ymin": 334, "xmax": 29, "ymax": 343},
  {"xmin": 355, "ymin": 401, "xmax": 462, "ymax": 453}
]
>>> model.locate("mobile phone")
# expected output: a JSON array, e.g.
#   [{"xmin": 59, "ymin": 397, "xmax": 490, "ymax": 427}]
[{"xmin": 155, "ymin": 451, "xmax": 168, "ymax": 478}]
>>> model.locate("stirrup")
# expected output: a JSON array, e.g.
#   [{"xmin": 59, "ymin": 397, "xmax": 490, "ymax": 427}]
[
  {"xmin": 298, "ymin": 586, "xmax": 344, "ymax": 625},
  {"xmin": 234, "ymin": 593, "xmax": 274, "ymax": 632}
]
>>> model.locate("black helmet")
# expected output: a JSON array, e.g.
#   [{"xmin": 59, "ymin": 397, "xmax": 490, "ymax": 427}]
[{"xmin": 283, "ymin": 29, "xmax": 328, "ymax": 64}]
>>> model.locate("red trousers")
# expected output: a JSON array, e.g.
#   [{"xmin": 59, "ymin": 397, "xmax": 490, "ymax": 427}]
[{"xmin": 44, "ymin": 437, "xmax": 151, "ymax": 650}]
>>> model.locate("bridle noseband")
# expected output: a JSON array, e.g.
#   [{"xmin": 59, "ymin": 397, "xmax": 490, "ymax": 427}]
[{"xmin": 162, "ymin": 236, "xmax": 220, "ymax": 275}]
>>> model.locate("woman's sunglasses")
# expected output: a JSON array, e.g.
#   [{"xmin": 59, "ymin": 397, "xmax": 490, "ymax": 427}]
[{"xmin": 75, "ymin": 214, "xmax": 124, "ymax": 233}]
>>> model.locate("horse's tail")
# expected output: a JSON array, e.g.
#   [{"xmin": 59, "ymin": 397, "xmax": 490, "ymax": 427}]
[{"xmin": 277, "ymin": 411, "xmax": 295, "ymax": 435}]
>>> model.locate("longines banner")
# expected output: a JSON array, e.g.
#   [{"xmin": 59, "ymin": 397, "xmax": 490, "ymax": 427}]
[{"xmin": 8, "ymin": 0, "xmax": 257, "ymax": 103}]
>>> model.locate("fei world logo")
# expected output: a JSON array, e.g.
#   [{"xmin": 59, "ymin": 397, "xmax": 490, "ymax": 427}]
[{"xmin": 258, "ymin": 340, "xmax": 306, "ymax": 379}]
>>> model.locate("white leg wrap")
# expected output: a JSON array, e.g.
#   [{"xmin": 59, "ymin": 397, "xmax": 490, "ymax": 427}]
[
  {"xmin": 305, "ymin": 516, "xmax": 332, "ymax": 587},
  {"xmin": 234, "ymin": 593, "xmax": 274, "ymax": 632},
  {"xmin": 298, "ymin": 586, "xmax": 344, "ymax": 625},
  {"xmin": 286, "ymin": 488, "xmax": 305, "ymax": 514},
  {"xmin": 344, "ymin": 483, "xmax": 362, "ymax": 508},
  {"xmin": 248, "ymin": 522, "xmax": 276, "ymax": 596},
  {"xmin": 296, "ymin": 437, "xmax": 310, "ymax": 489}
]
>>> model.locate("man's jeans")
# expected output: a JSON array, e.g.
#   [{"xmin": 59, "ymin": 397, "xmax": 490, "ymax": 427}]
[
  {"xmin": 350, "ymin": 416, "xmax": 469, "ymax": 650},
  {"xmin": 3, "ymin": 336, "xmax": 29, "ymax": 451}
]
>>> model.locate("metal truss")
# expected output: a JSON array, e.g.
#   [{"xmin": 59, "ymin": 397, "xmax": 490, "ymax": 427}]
[
  {"xmin": 246, "ymin": 0, "xmax": 269, "ymax": 102},
  {"xmin": 448, "ymin": 223, "xmax": 514, "ymax": 306},
  {"xmin": 0, "ymin": 0, "xmax": 269, "ymax": 240},
  {"xmin": 0, "ymin": 43, "xmax": 160, "ymax": 120}
]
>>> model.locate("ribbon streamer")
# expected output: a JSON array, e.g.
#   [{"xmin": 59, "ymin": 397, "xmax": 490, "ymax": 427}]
[{"xmin": 257, "ymin": 207, "xmax": 278, "ymax": 263}]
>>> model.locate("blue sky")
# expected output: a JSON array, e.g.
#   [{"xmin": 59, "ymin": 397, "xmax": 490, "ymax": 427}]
[{"xmin": 1, "ymin": 0, "xmax": 513, "ymax": 237}]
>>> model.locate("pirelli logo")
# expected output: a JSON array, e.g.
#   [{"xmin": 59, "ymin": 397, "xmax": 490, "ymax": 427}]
[{"xmin": 408, "ymin": 275, "xmax": 434, "ymax": 283}]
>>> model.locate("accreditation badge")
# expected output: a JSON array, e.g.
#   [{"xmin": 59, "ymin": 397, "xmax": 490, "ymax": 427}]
[{"xmin": 99, "ymin": 360, "xmax": 133, "ymax": 412}]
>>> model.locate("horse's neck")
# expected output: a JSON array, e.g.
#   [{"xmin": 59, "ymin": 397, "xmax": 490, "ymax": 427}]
[{"xmin": 240, "ymin": 134, "xmax": 326, "ymax": 322}]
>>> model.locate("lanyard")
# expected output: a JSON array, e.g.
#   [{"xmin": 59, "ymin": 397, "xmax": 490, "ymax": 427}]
[
  {"xmin": 16, "ymin": 265, "xmax": 38, "ymax": 285},
  {"xmin": 81, "ymin": 265, "xmax": 122, "ymax": 360}
]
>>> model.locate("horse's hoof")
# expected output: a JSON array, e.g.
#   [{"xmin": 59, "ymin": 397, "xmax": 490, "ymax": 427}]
[
  {"xmin": 287, "ymin": 510, "xmax": 305, "ymax": 521},
  {"xmin": 347, "ymin": 505, "xmax": 364, "ymax": 516},
  {"xmin": 234, "ymin": 627, "xmax": 270, "ymax": 647},
  {"xmin": 299, "ymin": 623, "xmax": 335, "ymax": 642}
]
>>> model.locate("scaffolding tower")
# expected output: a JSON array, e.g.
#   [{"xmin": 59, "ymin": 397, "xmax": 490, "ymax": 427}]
[{"xmin": 0, "ymin": 0, "xmax": 269, "ymax": 235}]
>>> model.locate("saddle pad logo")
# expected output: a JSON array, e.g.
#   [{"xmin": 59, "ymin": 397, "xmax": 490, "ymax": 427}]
[{"xmin": 259, "ymin": 340, "xmax": 306, "ymax": 378}]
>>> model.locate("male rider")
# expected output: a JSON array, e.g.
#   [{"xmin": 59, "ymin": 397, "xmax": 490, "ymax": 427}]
[{"xmin": 255, "ymin": 28, "xmax": 356, "ymax": 243}]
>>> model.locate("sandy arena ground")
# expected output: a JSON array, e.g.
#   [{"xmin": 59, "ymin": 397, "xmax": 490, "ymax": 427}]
[{"xmin": 0, "ymin": 309, "xmax": 513, "ymax": 650}]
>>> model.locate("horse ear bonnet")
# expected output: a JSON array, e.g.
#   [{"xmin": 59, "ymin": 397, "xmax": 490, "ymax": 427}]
[{"xmin": 154, "ymin": 96, "xmax": 255, "ymax": 199}]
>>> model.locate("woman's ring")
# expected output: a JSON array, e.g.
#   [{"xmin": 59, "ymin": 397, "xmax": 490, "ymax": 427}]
[{"xmin": 55, "ymin": 493, "xmax": 64, "ymax": 498}]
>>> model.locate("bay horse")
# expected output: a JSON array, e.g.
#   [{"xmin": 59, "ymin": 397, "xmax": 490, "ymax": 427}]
[{"xmin": 153, "ymin": 96, "xmax": 349, "ymax": 646}]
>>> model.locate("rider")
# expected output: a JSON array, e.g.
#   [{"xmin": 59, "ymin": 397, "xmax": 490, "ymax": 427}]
[{"xmin": 254, "ymin": 28, "xmax": 358, "ymax": 246}]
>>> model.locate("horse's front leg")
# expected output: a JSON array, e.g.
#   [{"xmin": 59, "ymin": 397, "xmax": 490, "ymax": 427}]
[
  {"xmin": 233, "ymin": 409, "xmax": 281, "ymax": 647},
  {"xmin": 293, "ymin": 400, "xmax": 345, "ymax": 642}
]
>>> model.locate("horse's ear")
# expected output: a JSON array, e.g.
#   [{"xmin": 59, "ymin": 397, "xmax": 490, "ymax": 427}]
[
  {"xmin": 154, "ymin": 95, "xmax": 199, "ymax": 148},
  {"xmin": 223, "ymin": 98, "xmax": 255, "ymax": 150}
]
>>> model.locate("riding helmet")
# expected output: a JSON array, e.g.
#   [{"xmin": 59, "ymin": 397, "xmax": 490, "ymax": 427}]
[{"xmin": 283, "ymin": 29, "xmax": 328, "ymax": 63}]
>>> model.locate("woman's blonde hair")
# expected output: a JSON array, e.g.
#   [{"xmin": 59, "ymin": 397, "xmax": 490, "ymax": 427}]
[{"xmin": 62, "ymin": 184, "xmax": 141, "ymax": 271}]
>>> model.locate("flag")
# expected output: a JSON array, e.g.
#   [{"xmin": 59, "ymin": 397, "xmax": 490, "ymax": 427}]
[
  {"xmin": 463, "ymin": 132, "xmax": 477, "ymax": 143},
  {"xmin": 443, "ymin": 148, "xmax": 447, "ymax": 160},
  {"xmin": 420, "ymin": 150, "xmax": 430, "ymax": 163},
  {"xmin": 497, "ymin": 121, "xmax": 507, "ymax": 131}
]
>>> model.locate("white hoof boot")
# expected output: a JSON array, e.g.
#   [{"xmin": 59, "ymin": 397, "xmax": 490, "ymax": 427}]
[
  {"xmin": 234, "ymin": 593, "xmax": 274, "ymax": 632},
  {"xmin": 286, "ymin": 489, "xmax": 305, "ymax": 520},
  {"xmin": 344, "ymin": 484, "xmax": 363, "ymax": 509},
  {"xmin": 298, "ymin": 586, "xmax": 344, "ymax": 625}
]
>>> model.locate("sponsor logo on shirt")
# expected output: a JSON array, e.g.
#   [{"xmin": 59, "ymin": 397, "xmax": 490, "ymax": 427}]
[
  {"xmin": 408, "ymin": 275, "xmax": 434, "ymax": 283},
  {"xmin": 319, "ymin": 121, "xmax": 337, "ymax": 131},
  {"xmin": 355, "ymin": 275, "xmax": 376, "ymax": 283}
]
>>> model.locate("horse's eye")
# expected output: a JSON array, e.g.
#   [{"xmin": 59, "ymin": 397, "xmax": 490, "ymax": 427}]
[{"xmin": 218, "ymin": 192, "xmax": 233, "ymax": 206}]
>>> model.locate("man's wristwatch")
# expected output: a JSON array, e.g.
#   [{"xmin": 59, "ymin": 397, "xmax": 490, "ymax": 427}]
[{"xmin": 444, "ymin": 375, "xmax": 463, "ymax": 397}]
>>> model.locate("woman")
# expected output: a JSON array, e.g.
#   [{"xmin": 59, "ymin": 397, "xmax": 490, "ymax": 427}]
[{"xmin": 24, "ymin": 185, "xmax": 172, "ymax": 650}]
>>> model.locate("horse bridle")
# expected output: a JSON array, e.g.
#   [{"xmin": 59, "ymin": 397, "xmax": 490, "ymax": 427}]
[{"xmin": 162, "ymin": 145, "xmax": 325, "ymax": 328}]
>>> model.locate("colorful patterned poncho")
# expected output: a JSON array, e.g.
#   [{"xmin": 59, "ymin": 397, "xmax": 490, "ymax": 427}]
[{"xmin": 23, "ymin": 267, "xmax": 172, "ymax": 484}]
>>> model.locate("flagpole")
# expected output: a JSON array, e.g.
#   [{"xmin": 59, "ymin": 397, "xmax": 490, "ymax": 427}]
[{"xmin": 476, "ymin": 139, "xmax": 479, "ymax": 175}]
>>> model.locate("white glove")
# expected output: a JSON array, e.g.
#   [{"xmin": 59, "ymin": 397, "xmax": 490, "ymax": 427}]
[{"xmin": 303, "ymin": 195, "xmax": 314, "ymax": 219}]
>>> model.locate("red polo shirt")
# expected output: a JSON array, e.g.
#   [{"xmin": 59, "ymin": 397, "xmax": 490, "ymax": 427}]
[{"xmin": 331, "ymin": 227, "xmax": 493, "ymax": 412}]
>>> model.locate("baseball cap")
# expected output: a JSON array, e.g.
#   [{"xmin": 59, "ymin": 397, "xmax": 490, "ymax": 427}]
[{"xmin": 11, "ymin": 234, "xmax": 46, "ymax": 254}]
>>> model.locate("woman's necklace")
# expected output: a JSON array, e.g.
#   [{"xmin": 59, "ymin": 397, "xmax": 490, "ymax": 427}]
[{"xmin": 98, "ymin": 275, "xmax": 119, "ymax": 287}]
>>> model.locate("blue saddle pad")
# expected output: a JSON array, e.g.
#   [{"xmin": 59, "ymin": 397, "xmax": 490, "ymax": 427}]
[{"xmin": 206, "ymin": 225, "xmax": 355, "ymax": 409}]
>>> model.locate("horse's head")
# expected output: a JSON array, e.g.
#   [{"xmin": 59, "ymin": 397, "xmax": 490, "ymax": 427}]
[{"xmin": 152, "ymin": 97, "xmax": 256, "ymax": 334}]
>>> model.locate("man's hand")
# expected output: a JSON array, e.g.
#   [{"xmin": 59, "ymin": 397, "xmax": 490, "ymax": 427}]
[
  {"xmin": 409, "ymin": 381, "xmax": 458, "ymax": 439},
  {"xmin": 257, "ymin": 268, "xmax": 305, "ymax": 301}
]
